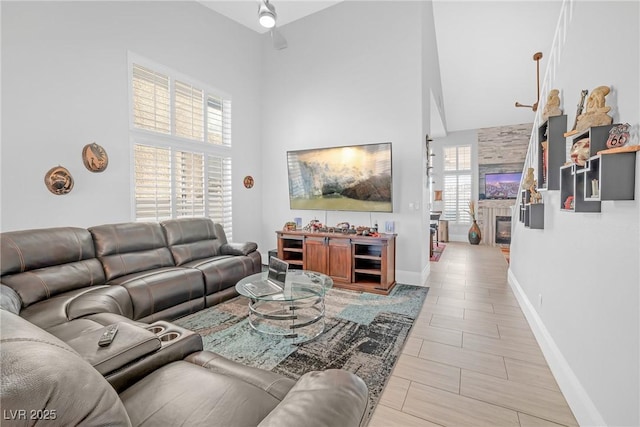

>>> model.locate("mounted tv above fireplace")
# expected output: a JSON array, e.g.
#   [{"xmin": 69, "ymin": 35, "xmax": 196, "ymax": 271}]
[
  {"xmin": 484, "ymin": 172, "xmax": 522, "ymax": 199},
  {"xmin": 287, "ymin": 142, "xmax": 393, "ymax": 212}
]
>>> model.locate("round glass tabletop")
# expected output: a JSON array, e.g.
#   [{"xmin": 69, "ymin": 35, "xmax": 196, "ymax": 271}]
[{"xmin": 236, "ymin": 269, "xmax": 333, "ymax": 302}]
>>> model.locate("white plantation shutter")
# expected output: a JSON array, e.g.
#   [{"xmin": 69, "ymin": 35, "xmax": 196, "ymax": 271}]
[
  {"xmin": 175, "ymin": 81, "xmax": 204, "ymax": 141},
  {"xmin": 132, "ymin": 65, "xmax": 170, "ymax": 134},
  {"xmin": 134, "ymin": 145, "xmax": 172, "ymax": 221},
  {"xmin": 175, "ymin": 151, "xmax": 205, "ymax": 217},
  {"xmin": 208, "ymin": 155, "xmax": 233, "ymax": 240},
  {"xmin": 130, "ymin": 58, "xmax": 232, "ymax": 232},
  {"xmin": 207, "ymin": 96, "xmax": 232, "ymax": 146},
  {"xmin": 442, "ymin": 145, "xmax": 472, "ymax": 223}
]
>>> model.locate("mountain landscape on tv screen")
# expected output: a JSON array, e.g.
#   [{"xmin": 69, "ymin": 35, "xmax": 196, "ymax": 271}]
[
  {"xmin": 287, "ymin": 143, "xmax": 392, "ymax": 212},
  {"xmin": 485, "ymin": 173, "xmax": 521, "ymax": 199}
]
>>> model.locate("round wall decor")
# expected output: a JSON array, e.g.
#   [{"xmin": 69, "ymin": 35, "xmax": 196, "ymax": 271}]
[
  {"xmin": 82, "ymin": 142, "xmax": 109, "ymax": 172},
  {"xmin": 243, "ymin": 175, "xmax": 254, "ymax": 189},
  {"xmin": 44, "ymin": 166, "xmax": 74, "ymax": 195}
]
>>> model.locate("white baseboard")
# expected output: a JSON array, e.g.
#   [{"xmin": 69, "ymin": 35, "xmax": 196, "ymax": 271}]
[
  {"xmin": 507, "ymin": 269, "xmax": 606, "ymax": 427},
  {"xmin": 396, "ymin": 269, "xmax": 425, "ymax": 287}
]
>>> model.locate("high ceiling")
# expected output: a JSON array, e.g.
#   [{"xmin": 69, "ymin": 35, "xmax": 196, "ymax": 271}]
[{"xmin": 200, "ymin": 0, "xmax": 562, "ymax": 134}]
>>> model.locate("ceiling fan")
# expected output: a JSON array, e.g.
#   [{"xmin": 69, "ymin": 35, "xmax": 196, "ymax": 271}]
[{"xmin": 258, "ymin": 0, "xmax": 288, "ymax": 50}]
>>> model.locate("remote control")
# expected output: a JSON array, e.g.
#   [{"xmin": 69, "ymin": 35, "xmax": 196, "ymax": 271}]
[{"xmin": 98, "ymin": 324, "xmax": 119, "ymax": 347}]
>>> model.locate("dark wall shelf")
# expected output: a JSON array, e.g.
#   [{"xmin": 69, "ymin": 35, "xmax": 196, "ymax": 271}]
[
  {"xmin": 537, "ymin": 115, "xmax": 567, "ymax": 190},
  {"xmin": 559, "ymin": 124, "xmax": 636, "ymax": 212}
]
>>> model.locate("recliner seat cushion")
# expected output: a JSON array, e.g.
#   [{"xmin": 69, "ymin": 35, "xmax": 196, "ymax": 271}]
[{"xmin": 120, "ymin": 361, "xmax": 282, "ymax": 427}]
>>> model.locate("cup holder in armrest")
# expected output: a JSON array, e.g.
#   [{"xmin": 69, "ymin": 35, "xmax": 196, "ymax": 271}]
[
  {"xmin": 146, "ymin": 325, "xmax": 166, "ymax": 334},
  {"xmin": 159, "ymin": 332, "xmax": 181, "ymax": 342}
]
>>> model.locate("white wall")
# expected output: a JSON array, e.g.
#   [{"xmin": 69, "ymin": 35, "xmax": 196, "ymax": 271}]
[
  {"xmin": 420, "ymin": 2, "xmax": 445, "ymax": 280},
  {"xmin": 259, "ymin": 1, "xmax": 436, "ymax": 284},
  {"xmin": 509, "ymin": 2, "xmax": 640, "ymax": 425},
  {"xmin": 0, "ymin": 1, "xmax": 264, "ymax": 244}
]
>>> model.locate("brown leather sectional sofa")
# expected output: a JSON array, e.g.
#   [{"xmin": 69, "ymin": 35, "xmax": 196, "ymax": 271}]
[{"xmin": 0, "ymin": 217, "xmax": 368, "ymax": 426}]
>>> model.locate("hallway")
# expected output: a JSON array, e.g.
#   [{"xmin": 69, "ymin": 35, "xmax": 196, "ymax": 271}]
[{"xmin": 369, "ymin": 242, "xmax": 577, "ymax": 426}]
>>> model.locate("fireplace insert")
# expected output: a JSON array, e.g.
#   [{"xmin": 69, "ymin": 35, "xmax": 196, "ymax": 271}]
[{"xmin": 495, "ymin": 216, "xmax": 512, "ymax": 244}]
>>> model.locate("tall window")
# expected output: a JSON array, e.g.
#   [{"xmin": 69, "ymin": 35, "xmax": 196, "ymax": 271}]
[
  {"xmin": 130, "ymin": 59, "xmax": 233, "ymax": 238},
  {"xmin": 442, "ymin": 145, "xmax": 472, "ymax": 223}
]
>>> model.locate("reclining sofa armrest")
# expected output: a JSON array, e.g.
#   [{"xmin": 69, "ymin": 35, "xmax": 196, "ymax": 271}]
[
  {"xmin": 258, "ymin": 369, "xmax": 368, "ymax": 427},
  {"xmin": 185, "ymin": 351, "xmax": 295, "ymax": 401},
  {"xmin": 0, "ymin": 283, "xmax": 22, "ymax": 315},
  {"xmin": 67, "ymin": 285, "xmax": 134, "ymax": 320},
  {"xmin": 66, "ymin": 322, "xmax": 161, "ymax": 376},
  {"xmin": 220, "ymin": 241, "xmax": 258, "ymax": 256}
]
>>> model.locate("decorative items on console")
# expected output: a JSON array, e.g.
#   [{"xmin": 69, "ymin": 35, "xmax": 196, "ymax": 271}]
[{"xmin": 292, "ymin": 219, "xmax": 381, "ymax": 237}]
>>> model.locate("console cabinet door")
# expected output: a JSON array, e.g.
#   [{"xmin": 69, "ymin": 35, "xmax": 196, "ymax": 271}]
[
  {"xmin": 327, "ymin": 238, "xmax": 351, "ymax": 283},
  {"xmin": 304, "ymin": 236, "xmax": 327, "ymax": 273}
]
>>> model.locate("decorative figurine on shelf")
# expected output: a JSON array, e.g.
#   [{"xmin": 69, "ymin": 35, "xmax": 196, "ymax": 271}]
[
  {"xmin": 570, "ymin": 138, "xmax": 590, "ymax": 166},
  {"xmin": 591, "ymin": 179, "xmax": 600, "ymax": 198},
  {"xmin": 304, "ymin": 219, "xmax": 323, "ymax": 232},
  {"xmin": 606, "ymin": 123, "xmax": 631, "ymax": 149},
  {"xmin": 542, "ymin": 89, "xmax": 562, "ymax": 121},
  {"xmin": 575, "ymin": 85, "xmax": 613, "ymax": 133},
  {"xmin": 336, "ymin": 222, "xmax": 350, "ymax": 232},
  {"xmin": 522, "ymin": 167, "xmax": 535, "ymax": 190},
  {"xmin": 283, "ymin": 221, "xmax": 297, "ymax": 231},
  {"xmin": 529, "ymin": 181, "xmax": 542, "ymax": 204},
  {"xmin": 565, "ymin": 89, "xmax": 589, "ymax": 137},
  {"xmin": 563, "ymin": 195, "xmax": 575, "ymax": 210},
  {"xmin": 540, "ymin": 140, "xmax": 549, "ymax": 186}
]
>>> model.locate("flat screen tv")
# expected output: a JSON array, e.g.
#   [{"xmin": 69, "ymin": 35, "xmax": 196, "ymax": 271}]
[
  {"xmin": 484, "ymin": 172, "xmax": 522, "ymax": 199},
  {"xmin": 287, "ymin": 142, "xmax": 392, "ymax": 212}
]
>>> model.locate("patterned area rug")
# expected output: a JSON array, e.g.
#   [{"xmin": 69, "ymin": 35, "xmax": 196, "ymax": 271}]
[
  {"xmin": 500, "ymin": 246, "xmax": 511, "ymax": 264},
  {"xmin": 430, "ymin": 243, "xmax": 446, "ymax": 261},
  {"xmin": 174, "ymin": 284, "xmax": 429, "ymax": 424}
]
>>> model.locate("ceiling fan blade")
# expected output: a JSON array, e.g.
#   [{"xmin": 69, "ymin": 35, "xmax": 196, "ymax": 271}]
[{"xmin": 271, "ymin": 27, "xmax": 287, "ymax": 50}]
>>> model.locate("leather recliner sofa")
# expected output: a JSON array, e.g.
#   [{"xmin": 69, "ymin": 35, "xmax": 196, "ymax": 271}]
[
  {"xmin": 0, "ymin": 217, "xmax": 261, "ymax": 329},
  {"xmin": 1, "ymin": 308, "xmax": 369, "ymax": 426},
  {"xmin": 0, "ymin": 218, "xmax": 370, "ymax": 426}
]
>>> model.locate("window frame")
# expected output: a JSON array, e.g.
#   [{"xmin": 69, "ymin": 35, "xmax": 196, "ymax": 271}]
[
  {"xmin": 442, "ymin": 145, "xmax": 472, "ymax": 224},
  {"xmin": 128, "ymin": 53, "xmax": 233, "ymax": 238}
]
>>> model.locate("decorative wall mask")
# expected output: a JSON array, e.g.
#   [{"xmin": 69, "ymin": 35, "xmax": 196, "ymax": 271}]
[
  {"xmin": 82, "ymin": 142, "xmax": 109, "ymax": 172},
  {"xmin": 570, "ymin": 138, "xmax": 590, "ymax": 166},
  {"xmin": 44, "ymin": 166, "xmax": 74, "ymax": 195}
]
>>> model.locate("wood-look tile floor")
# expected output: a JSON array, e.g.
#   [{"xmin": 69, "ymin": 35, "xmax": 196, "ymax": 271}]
[{"xmin": 368, "ymin": 242, "xmax": 578, "ymax": 427}]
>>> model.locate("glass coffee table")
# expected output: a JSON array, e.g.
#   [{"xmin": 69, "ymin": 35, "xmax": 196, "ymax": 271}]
[{"xmin": 235, "ymin": 270, "xmax": 333, "ymax": 344}]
